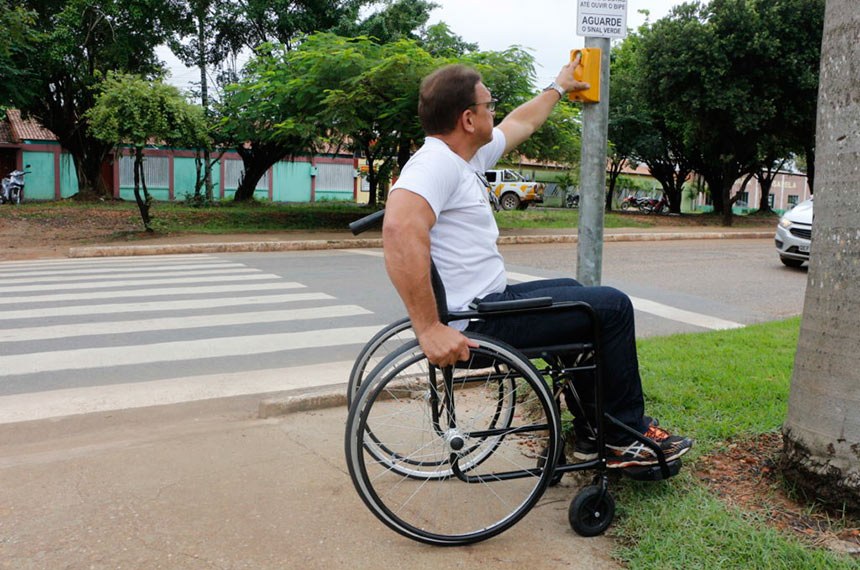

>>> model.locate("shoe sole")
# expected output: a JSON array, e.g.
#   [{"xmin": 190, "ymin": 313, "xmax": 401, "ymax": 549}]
[
  {"xmin": 606, "ymin": 443, "xmax": 692, "ymax": 469},
  {"xmin": 572, "ymin": 450, "xmax": 598, "ymax": 461}
]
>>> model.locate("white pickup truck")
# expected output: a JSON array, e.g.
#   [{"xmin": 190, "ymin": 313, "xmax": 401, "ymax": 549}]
[{"xmin": 484, "ymin": 169, "xmax": 545, "ymax": 210}]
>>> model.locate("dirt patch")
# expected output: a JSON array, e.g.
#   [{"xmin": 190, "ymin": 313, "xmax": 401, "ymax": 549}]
[
  {"xmin": 0, "ymin": 207, "xmax": 146, "ymax": 260},
  {"xmin": 0, "ymin": 204, "xmax": 348, "ymax": 261},
  {"xmin": 696, "ymin": 432, "xmax": 860, "ymax": 556}
]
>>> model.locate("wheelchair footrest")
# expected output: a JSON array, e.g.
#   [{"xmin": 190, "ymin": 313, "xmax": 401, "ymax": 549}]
[{"xmin": 621, "ymin": 458, "xmax": 682, "ymax": 481}]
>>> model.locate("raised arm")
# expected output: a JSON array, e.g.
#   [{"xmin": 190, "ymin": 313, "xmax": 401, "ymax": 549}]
[
  {"xmin": 382, "ymin": 189, "xmax": 477, "ymax": 367},
  {"xmin": 498, "ymin": 53, "xmax": 590, "ymax": 154}
]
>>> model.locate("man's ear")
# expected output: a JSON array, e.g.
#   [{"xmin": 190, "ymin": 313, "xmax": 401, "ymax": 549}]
[{"xmin": 461, "ymin": 110, "xmax": 476, "ymax": 134}]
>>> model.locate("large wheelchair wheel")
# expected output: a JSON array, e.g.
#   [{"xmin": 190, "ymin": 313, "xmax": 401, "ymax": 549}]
[
  {"xmin": 347, "ymin": 317, "xmax": 413, "ymax": 406},
  {"xmin": 345, "ymin": 334, "xmax": 561, "ymax": 546},
  {"xmin": 355, "ymin": 336, "xmax": 518, "ymax": 481}
]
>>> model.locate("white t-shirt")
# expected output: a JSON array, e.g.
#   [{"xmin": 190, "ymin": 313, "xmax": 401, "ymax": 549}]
[{"xmin": 392, "ymin": 128, "xmax": 508, "ymax": 321}]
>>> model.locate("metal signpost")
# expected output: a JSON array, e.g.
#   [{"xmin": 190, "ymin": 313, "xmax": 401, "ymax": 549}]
[{"xmin": 575, "ymin": 1, "xmax": 628, "ymax": 286}]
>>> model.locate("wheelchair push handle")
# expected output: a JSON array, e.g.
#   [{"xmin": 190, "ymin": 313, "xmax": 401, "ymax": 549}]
[{"xmin": 349, "ymin": 209, "xmax": 385, "ymax": 236}]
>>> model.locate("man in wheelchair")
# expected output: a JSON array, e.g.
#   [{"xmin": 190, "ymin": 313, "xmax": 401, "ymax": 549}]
[{"xmin": 381, "ymin": 57, "xmax": 692, "ymax": 470}]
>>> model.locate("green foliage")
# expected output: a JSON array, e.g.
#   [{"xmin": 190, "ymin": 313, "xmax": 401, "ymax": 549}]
[
  {"xmin": 0, "ymin": 3, "xmax": 40, "ymax": 108},
  {"xmin": 14, "ymin": 0, "xmax": 186, "ymax": 196},
  {"xmin": 86, "ymin": 73, "xmax": 208, "ymax": 231},
  {"xmin": 349, "ymin": 0, "xmax": 437, "ymax": 44},
  {"xmin": 86, "ymin": 73, "xmax": 208, "ymax": 149},
  {"xmin": 215, "ymin": 0, "xmax": 370, "ymax": 52},
  {"xmin": 419, "ymin": 22, "xmax": 478, "ymax": 57},
  {"xmin": 465, "ymin": 47, "xmax": 583, "ymax": 167},
  {"xmin": 613, "ymin": 0, "xmax": 824, "ymax": 222}
]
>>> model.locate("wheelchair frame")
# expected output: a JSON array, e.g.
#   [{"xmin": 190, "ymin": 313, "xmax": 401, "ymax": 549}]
[{"xmin": 344, "ymin": 210, "xmax": 680, "ymax": 546}]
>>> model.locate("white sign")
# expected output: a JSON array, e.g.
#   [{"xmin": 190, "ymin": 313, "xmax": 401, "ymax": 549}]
[{"xmin": 576, "ymin": 0, "xmax": 628, "ymax": 39}]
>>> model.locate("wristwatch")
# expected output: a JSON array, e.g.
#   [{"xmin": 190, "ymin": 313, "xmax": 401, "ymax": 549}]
[{"xmin": 543, "ymin": 81, "xmax": 566, "ymax": 100}]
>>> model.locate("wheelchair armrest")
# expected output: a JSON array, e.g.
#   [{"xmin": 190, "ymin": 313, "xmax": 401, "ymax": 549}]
[{"xmin": 470, "ymin": 296, "xmax": 554, "ymax": 313}]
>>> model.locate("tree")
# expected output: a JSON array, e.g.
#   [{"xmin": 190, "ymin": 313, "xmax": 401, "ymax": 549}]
[
  {"xmin": 14, "ymin": 0, "xmax": 184, "ymax": 198},
  {"xmin": 637, "ymin": 1, "xmax": 764, "ymax": 225},
  {"xmin": 780, "ymin": 0, "xmax": 860, "ymax": 511},
  {"xmin": 169, "ymin": 0, "xmax": 239, "ymax": 201},
  {"xmin": 218, "ymin": 0, "xmax": 438, "ymax": 201},
  {"xmin": 631, "ymin": 0, "xmax": 823, "ymax": 224},
  {"xmin": 86, "ymin": 74, "xmax": 209, "ymax": 231},
  {"xmin": 319, "ymin": 36, "xmax": 436, "ymax": 205},
  {"xmin": 349, "ymin": 0, "xmax": 439, "ymax": 44},
  {"xmin": 755, "ymin": 0, "xmax": 824, "ymax": 196},
  {"xmin": 0, "ymin": 2, "xmax": 39, "ymax": 109},
  {"xmin": 219, "ymin": 0, "xmax": 369, "ymax": 52},
  {"xmin": 218, "ymin": 39, "xmax": 341, "ymax": 202},
  {"xmin": 419, "ymin": 22, "xmax": 478, "ymax": 58},
  {"xmin": 466, "ymin": 48, "xmax": 583, "ymax": 171},
  {"xmin": 610, "ymin": 21, "xmax": 692, "ymax": 214}
]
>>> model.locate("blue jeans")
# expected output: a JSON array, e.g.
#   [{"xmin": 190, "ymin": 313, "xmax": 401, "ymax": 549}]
[{"xmin": 465, "ymin": 278, "xmax": 647, "ymax": 443}]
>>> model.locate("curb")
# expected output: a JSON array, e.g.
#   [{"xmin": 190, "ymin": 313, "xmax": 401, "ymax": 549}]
[
  {"xmin": 258, "ymin": 387, "xmax": 347, "ymax": 418},
  {"xmin": 68, "ymin": 231, "xmax": 773, "ymax": 258}
]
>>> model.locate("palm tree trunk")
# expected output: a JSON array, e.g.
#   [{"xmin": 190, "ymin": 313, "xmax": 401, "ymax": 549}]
[{"xmin": 780, "ymin": 0, "xmax": 860, "ymax": 510}]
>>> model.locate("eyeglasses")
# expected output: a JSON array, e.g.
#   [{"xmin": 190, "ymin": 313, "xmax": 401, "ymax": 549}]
[{"xmin": 466, "ymin": 99, "xmax": 498, "ymax": 113}]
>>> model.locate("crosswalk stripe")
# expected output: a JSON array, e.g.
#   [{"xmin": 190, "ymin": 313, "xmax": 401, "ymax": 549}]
[
  {"xmin": 0, "ymin": 360, "xmax": 356, "ymax": 424},
  {"xmin": 0, "ymin": 292, "xmax": 333, "ymax": 321},
  {"xmin": 341, "ymin": 248, "xmax": 384, "ymax": 258},
  {"xmin": 0, "ymin": 263, "xmax": 252, "ymax": 280},
  {"xmin": 506, "ymin": 270, "xmax": 744, "ymax": 330},
  {"xmin": 629, "ymin": 297, "xmax": 744, "ymax": 330},
  {"xmin": 0, "ymin": 282, "xmax": 304, "ymax": 306},
  {"xmin": 0, "ymin": 305, "xmax": 372, "ymax": 342},
  {"xmin": 0, "ymin": 271, "xmax": 280, "ymax": 293},
  {"xmin": 0, "ymin": 254, "xmax": 221, "ymax": 270},
  {"xmin": 0, "ymin": 325, "xmax": 382, "ymax": 377}
]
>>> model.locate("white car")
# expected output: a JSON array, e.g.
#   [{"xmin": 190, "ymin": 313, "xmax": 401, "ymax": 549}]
[{"xmin": 775, "ymin": 197, "xmax": 813, "ymax": 267}]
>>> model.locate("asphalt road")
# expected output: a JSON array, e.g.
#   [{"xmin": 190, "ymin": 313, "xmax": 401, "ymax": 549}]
[{"xmin": 0, "ymin": 237, "xmax": 807, "ymax": 422}]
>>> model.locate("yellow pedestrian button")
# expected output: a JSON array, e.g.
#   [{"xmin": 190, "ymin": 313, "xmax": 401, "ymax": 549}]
[{"xmin": 569, "ymin": 48, "xmax": 601, "ymax": 104}]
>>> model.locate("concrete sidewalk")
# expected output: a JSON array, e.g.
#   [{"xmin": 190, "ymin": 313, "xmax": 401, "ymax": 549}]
[{"xmin": 0, "ymin": 389, "xmax": 620, "ymax": 569}]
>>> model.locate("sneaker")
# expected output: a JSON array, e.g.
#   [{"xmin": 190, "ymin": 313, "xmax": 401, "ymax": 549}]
[
  {"xmin": 606, "ymin": 425, "xmax": 693, "ymax": 469},
  {"xmin": 572, "ymin": 416, "xmax": 660, "ymax": 461},
  {"xmin": 572, "ymin": 435, "xmax": 598, "ymax": 461}
]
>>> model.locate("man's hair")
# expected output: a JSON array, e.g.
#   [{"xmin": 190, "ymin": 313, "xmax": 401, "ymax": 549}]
[{"xmin": 418, "ymin": 64, "xmax": 483, "ymax": 135}]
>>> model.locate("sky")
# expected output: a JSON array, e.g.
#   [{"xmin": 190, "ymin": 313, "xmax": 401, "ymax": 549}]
[
  {"xmin": 159, "ymin": 0, "xmax": 686, "ymax": 95},
  {"xmin": 426, "ymin": 0, "xmax": 685, "ymax": 85}
]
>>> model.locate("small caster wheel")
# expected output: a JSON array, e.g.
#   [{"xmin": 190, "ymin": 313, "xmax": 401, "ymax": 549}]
[{"xmin": 569, "ymin": 485, "xmax": 615, "ymax": 537}]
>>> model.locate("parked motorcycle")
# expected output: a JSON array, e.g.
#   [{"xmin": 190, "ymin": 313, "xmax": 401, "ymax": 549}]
[
  {"xmin": 620, "ymin": 194, "xmax": 648, "ymax": 211},
  {"xmin": 565, "ymin": 192, "xmax": 580, "ymax": 209},
  {"xmin": 0, "ymin": 165, "xmax": 29, "ymax": 205},
  {"xmin": 640, "ymin": 194, "xmax": 670, "ymax": 215}
]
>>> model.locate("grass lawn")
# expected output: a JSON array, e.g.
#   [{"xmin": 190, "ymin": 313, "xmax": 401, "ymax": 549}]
[
  {"xmin": 613, "ymin": 317, "xmax": 858, "ymax": 569},
  {"xmin": 1, "ymin": 199, "xmax": 777, "ymax": 236}
]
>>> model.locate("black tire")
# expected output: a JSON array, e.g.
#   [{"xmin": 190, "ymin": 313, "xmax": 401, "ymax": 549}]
[
  {"xmin": 565, "ymin": 194, "xmax": 579, "ymax": 209},
  {"xmin": 347, "ymin": 317, "xmax": 412, "ymax": 406},
  {"xmin": 569, "ymin": 485, "xmax": 615, "ymax": 537},
  {"xmin": 500, "ymin": 192, "xmax": 520, "ymax": 210},
  {"xmin": 345, "ymin": 334, "xmax": 560, "ymax": 546},
  {"xmin": 620, "ymin": 200, "xmax": 631, "ymax": 210},
  {"xmin": 780, "ymin": 256, "xmax": 805, "ymax": 268}
]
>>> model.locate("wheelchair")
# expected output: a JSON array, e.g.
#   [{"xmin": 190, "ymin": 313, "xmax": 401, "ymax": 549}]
[{"xmin": 344, "ymin": 210, "xmax": 682, "ymax": 546}]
